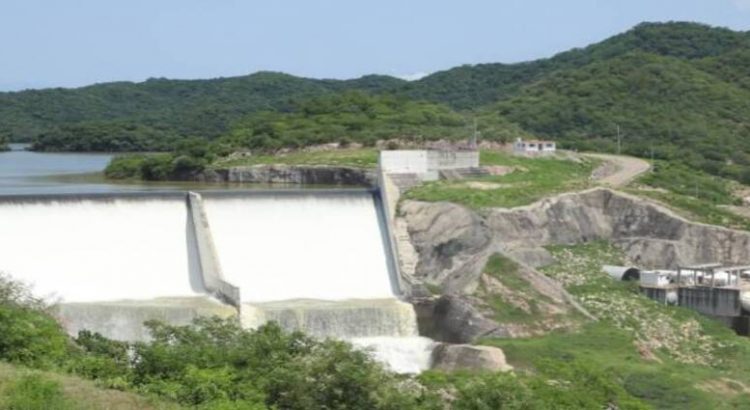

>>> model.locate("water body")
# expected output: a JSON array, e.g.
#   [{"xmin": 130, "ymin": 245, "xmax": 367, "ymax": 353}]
[{"xmin": 0, "ymin": 144, "xmax": 257, "ymax": 195}]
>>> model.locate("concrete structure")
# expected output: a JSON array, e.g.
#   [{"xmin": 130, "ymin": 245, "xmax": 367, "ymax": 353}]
[
  {"xmin": 640, "ymin": 271, "xmax": 673, "ymax": 287},
  {"xmin": 187, "ymin": 192, "xmax": 241, "ymax": 307},
  {"xmin": 603, "ymin": 265, "xmax": 641, "ymax": 281},
  {"xmin": 378, "ymin": 150, "xmax": 480, "ymax": 181},
  {"xmin": 513, "ymin": 138, "xmax": 556, "ymax": 155},
  {"xmin": 604, "ymin": 263, "xmax": 750, "ymax": 334},
  {"xmin": 0, "ymin": 189, "xmax": 434, "ymax": 372}
]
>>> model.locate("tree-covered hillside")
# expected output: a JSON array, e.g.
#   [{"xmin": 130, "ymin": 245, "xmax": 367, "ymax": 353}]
[
  {"xmin": 1, "ymin": 72, "xmax": 405, "ymax": 145},
  {"xmin": 489, "ymin": 51, "xmax": 750, "ymax": 181},
  {"xmin": 222, "ymin": 91, "xmax": 529, "ymax": 150},
  {"xmin": 8, "ymin": 20, "xmax": 750, "ymax": 183},
  {"xmin": 402, "ymin": 21, "xmax": 750, "ymax": 109}
]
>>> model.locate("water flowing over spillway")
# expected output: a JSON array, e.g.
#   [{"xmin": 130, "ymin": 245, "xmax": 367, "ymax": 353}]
[
  {"xmin": 203, "ymin": 191, "xmax": 433, "ymax": 373},
  {"xmin": 203, "ymin": 193, "xmax": 395, "ymax": 302},
  {"xmin": 0, "ymin": 190, "xmax": 434, "ymax": 373},
  {"xmin": 0, "ymin": 197, "xmax": 205, "ymax": 302}
]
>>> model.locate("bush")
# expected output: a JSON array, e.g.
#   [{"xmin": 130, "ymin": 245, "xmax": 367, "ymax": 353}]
[
  {"xmin": 103, "ymin": 154, "xmax": 145, "ymax": 179},
  {"xmin": 127, "ymin": 318, "xmax": 418, "ymax": 409},
  {"xmin": 1, "ymin": 374, "xmax": 73, "ymax": 410},
  {"xmin": 0, "ymin": 274, "xmax": 70, "ymax": 368}
]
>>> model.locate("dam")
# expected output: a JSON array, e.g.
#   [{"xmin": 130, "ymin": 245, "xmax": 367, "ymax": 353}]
[{"xmin": 0, "ymin": 189, "xmax": 433, "ymax": 373}]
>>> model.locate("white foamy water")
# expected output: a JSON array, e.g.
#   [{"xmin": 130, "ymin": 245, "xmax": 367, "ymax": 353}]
[
  {"xmin": 351, "ymin": 336, "xmax": 435, "ymax": 374},
  {"xmin": 203, "ymin": 193, "xmax": 395, "ymax": 302},
  {"xmin": 0, "ymin": 198, "xmax": 204, "ymax": 302}
]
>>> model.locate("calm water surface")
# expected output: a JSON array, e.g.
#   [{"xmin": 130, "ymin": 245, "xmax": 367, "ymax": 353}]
[{"xmin": 0, "ymin": 144, "xmax": 265, "ymax": 195}]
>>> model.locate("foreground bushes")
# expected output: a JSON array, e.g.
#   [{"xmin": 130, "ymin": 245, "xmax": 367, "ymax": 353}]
[{"xmin": 0, "ymin": 273, "xmax": 655, "ymax": 409}]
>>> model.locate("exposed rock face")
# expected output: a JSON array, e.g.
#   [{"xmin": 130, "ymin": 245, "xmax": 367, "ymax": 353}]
[
  {"xmin": 401, "ymin": 201, "xmax": 493, "ymax": 293},
  {"xmin": 403, "ymin": 189, "xmax": 750, "ymax": 282},
  {"xmin": 412, "ymin": 295, "xmax": 507, "ymax": 343},
  {"xmin": 481, "ymin": 189, "xmax": 750, "ymax": 269},
  {"xmin": 196, "ymin": 165, "xmax": 376, "ymax": 186},
  {"xmin": 401, "ymin": 188, "xmax": 750, "ymax": 341},
  {"xmin": 431, "ymin": 343, "xmax": 513, "ymax": 372}
]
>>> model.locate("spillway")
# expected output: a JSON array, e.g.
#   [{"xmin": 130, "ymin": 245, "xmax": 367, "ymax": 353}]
[
  {"xmin": 0, "ymin": 190, "xmax": 434, "ymax": 373},
  {"xmin": 202, "ymin": 192, "xmax": 396, "ymax": 302},
  {"xmin": 0, "ymin": 196, "xmax": 204, "ymax": 302}
]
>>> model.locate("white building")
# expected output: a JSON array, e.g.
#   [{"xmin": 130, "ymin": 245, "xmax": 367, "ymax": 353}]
[
  {"xmin": 513, "ymin": 138, "xmax": 556, "ymax": 155},
  {"xmin": 378, "ymin": 150, "xmax": 479, "ymax": 180}
]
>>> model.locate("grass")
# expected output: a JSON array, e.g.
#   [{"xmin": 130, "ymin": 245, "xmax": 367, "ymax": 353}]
[
  {"xmin": 0, "ymin": 362, "xmax": 181, "ymax": 410},
  {"xmin": 629, "ymin": 161, "xmax": 750, "ymax": 230},
  {"xmin": 630, "ymin": 189, "xmax": 750, "ymax": 231},
  {"xmin": 404, "ymin": 150, "xmax": 596, "ymax": 209},
  {"xmin": 212, "ymin": 148, "xmax": 378, "ymax": 168},
  {"xmin": 481, "ymin": 241, "xmax": 750, "ymax": 410},
  {"xmin": 479, "ymin": 254, "xmax": 556, "ymax": 325}
]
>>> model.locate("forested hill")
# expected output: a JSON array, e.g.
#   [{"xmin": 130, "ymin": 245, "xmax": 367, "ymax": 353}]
[
  {"xmin": 402, "ymin": 22, "xmax": 750, "ymax": 109},
  {"xmin": 0, "ymin": 72, "xmax": 406, "ymax": 144},
  {"xmin": 6, "ymin": 21, "xmax": 750, "ymax": 182}
]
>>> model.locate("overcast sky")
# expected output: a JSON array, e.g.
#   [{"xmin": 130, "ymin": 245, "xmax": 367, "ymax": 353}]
[{"xmin": 1, "ymin": 0, "xmax": 749, "ymax": 91}]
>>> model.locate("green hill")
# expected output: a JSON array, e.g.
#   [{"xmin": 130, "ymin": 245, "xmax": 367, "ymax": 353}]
[
  {"xmin": 7, "ymin": 21, "xmax": 750, "ymax": 183},
  {"xmin": 402, "ymin": 22, "xmax": 750, "ymax": 109},
  {"xmin": 488, "ymin": 51, "xmax": 750, "ymax": 181},
  {"xmin": 0, "ymin": 72, "xmax": 405, "ymax": 146}
]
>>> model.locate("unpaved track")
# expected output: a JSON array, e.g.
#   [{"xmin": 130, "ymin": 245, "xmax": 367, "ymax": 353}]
[{"xmin": 584, "ymin": 153, "xmax": 651, "ymax": 187}]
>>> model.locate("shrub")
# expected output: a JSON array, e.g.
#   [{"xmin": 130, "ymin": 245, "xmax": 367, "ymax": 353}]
[
  {"xmin": 1, "ymin": 374, "xmax": 73, "ymax": 410},
  {"xmin": 0, "ymin": 274, "xmax": 70, "ymax": 368}
]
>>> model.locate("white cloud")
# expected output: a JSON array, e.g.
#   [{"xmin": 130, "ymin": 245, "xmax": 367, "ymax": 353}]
[
  {"xmin": 395, "ymin": 71, "xmax": 430, "ymax": 81},
  {"xmin": 732, "ymin": 0, "xmax": 750, "ymax": 11}
]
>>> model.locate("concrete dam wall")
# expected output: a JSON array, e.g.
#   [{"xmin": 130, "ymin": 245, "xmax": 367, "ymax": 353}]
[{"xmin": 0, "ymin": 189, "xmax": 432, "ymax": 373}]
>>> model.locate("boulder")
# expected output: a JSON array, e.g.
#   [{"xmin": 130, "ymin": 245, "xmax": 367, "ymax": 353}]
[
  {"xmin": 412, "ymin": 295, "xmax": 506, "ymax": 343},
  {"xmin": 431, "ymin": 343, "xmax": 513, "ymax": 372}
]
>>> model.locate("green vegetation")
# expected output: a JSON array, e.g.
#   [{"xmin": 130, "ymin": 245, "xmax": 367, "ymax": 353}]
[
  {"xmin": 3, "ymin": 72, "xmax": 405, "ymax": 144},
  {"xmin": 30, "ymin": 121, "xmax": 182, "ymax": 152},
  {"xmin": 629, "ymin": 161, "xmax": 750, "ymax": 230},
  {"xmin": 6, "ymin": 21, "xmax": 750, "ymax": 186},
  {"xmin": 104, "ymin": 138, "xmax": 226, "ymax": 180},
  {"xmin": 213, "ymin": 147, "xmax": 379, "ymax": 169},
  {"xmin": 404, "ymin": 150, "xmax": 595, "ymax": 208},
  {"xmin": 223, "ymin": 92, "xmax": 472, "ymax": 150},
  {"xmin": 482, "ymin": 241, "xmax": 750, "ymax": 410},
  {"xmin": 485, "ymin": 242, "xmax": 750, "ymax": 409},
  {"xmin": 1, "ymin": 373, "xmax": 74, "ymax": 410},
  {"xmin": 478, "ymin": 254, "xmax": 553, "ymax": 325}
]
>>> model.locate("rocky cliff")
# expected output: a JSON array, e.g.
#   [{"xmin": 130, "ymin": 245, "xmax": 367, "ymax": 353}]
[
  {"xmin": 196, "ymin": 165, "xmax": 376, "ymax": 186},
  {"xmin": 401, "ymin": 188, "xmax": 750, "ymax": 341}
]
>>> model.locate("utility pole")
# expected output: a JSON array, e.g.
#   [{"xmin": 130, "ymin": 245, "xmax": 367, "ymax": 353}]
[
  {"xmin": 469, "ymin": 118, "xmax": 479, "ymax": 149},
  {"xmin": 650, "ymin": 145, "xmax": 654, "ymax": 171},
  {"xmin": 616, "ymin": 124, "xmax": 622, "ymax": 155}
]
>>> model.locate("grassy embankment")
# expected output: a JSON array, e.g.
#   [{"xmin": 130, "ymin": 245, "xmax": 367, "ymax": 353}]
[
  {"xmin": 628, "ymin": 161, "xmax": 750, "ymax": 231},
  {"xmin": 0, "ymin": 363, "xmax": 179, "ymax": 410},
  {"xmin": 482, "ymin": 241, "xmax": 750, "ymax": 410},
  {"xmin": 404, "ymin": 151, "xmax": 596, "ymax": 208}
]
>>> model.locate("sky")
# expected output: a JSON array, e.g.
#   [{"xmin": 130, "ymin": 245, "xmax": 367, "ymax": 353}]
[{"xmin": 1, "ymin": 0, "xmax": 749, "ymax": 91}]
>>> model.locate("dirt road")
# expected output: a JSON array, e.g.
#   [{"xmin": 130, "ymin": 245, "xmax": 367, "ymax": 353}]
[{"xmin": 585, "ymin": 153, "xmax": 651, "ymax": 187}]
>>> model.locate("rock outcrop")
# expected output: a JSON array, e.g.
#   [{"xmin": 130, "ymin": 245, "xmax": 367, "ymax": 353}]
[
  {"xmin": 431, "ymin": 344, "xmax": 513, "ymax": 372},
  {"xmin": 400, "ymin": 188, "xmax": 750, "ymax": 341},
  {"xmin": 196, "ymin": 165, "xmax": 376, "ymax": 186}
]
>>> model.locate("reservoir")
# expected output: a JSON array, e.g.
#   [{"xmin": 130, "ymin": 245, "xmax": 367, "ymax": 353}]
[{"xmin": 0, "ymin": 144, "xmax": 260, "ymax": 195}]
